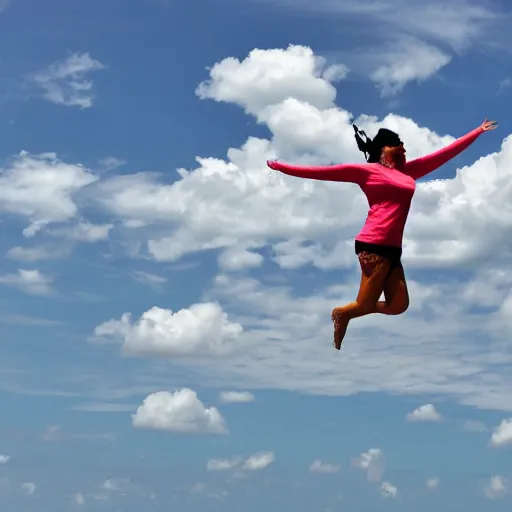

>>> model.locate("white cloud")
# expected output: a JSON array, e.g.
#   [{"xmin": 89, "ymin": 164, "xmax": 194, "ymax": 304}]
[
  {"xmin": 406, "ymin": 404, "xmax": 442, "ymax": 422},
  {"xmin": 207, "ymin": 457, "xmax": 241, "ymax": 471},
  {"xmin": 498, "ymin": 77, "xmax": 511, "ymax": 93},
  {"xmin": 132, "ymin": 388, "xmax": 228, "ymax": 435},
  {"xmin": 196, "ymin": 45, "xmax": 345, "ymax": 117},
  {"xmin": 241, "ymin": 451, "xmax": 275, "ymax": 471},
  {"xmin": 489, "ymin": 419, "xmax": 512, "ymax": 447},
  {"xmin": 53, "ymin": 44, "xmax": 512, "ymax": 412},
  {"xmin": 0, "ymin": 269, "xmax": 54, "ymax": 295},
  {"xmin": 72, "ymin": 492, "xmax": 85, "ymax": 506},
  {"xmin": 21, "ymin": 482, "xmax": 36, "ymax": 496},
  {"xmin": 484, "ymin": 475, "xmax": 508, "ymax": 500},
  {"xmin": 427, "ymin": 477, "xmax": 439, "ymax": 490},
  {"xmin": 92, "ymin": 302, "xmax": 243, "ymax": 357},
  {"xmin": 0, "ymin": 151, "xmax": 97, "ymax": 236},
  {"xmin": 93, "ymin": 44, "xmax": 498, "ymax": 273},
  {"xmin": 309, "ymin": 459, "xmax": 340, "ymax": 474},
  {"xmin": 218, "ymin": 391, "xmax": 255, "ymax": 403},
  {"xmin": 48, "ymin": 221, "xmax": 113, "ymax": 242},
  {"xmin": 133, "ymin": 271, "xmax": 168, "ymax": 288},
  {"xmin": 380, "ymin": 481, "xmax": 397, "ymax": 498},
  {"xmin": 370, "ymin": 37, "xmax": 451, "ymax": 96},
  {"xmin": 0, "ymin": 454, "xmax": 10, "ymax": 464},
  {"xmin": 98, "ymin": 157, "xmax": 126, "ymax": 171},
  {"xmin": 32, "ymin": 52, "xmax": 105, "ymax": 108},
  {"xmin": 352, "ymin": 449, "xmax": 385, "ymax": 482},
  {"xmin": 256, "ymin": 0, "xmax": 499, "ymax": 51},
  {"xmin": 218, "ymin": 246, "xmax": 264, "ymax": 272},
  {"xmin": 102, "ymin": 478, "xmax": 131, "ymax": 493},
  {"xmin": 7, "ymin": 245, "xmax": 70, "ymax": 262},
  {"xmin": 207, "ymin": 452, "xmax": 274, "ymax": 473}
]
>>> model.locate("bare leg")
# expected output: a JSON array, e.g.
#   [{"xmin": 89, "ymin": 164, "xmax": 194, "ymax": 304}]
[
  {"xmin": 332, "ymin": 251, "xmax": 391, "ymax": 349},
  {"xmin": 376, "ymin": 264, "xmax": 409, "ymax": 315}
]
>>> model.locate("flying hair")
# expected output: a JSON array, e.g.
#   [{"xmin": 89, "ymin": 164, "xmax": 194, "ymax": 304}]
[
  {"xmin": 353, "ymin": 124, "xmax": 403, "ymax": 163},
  {"xmin": 352, "ymin": 124, "xmax": 380, "ymax": 163}
]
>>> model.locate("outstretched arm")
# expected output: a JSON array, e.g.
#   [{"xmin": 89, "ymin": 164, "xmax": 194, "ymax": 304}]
[
  {"xmin": 404, "ymin": 119, "xmax": 497, "ymax": 180},
  {"xmin": 267, "ymin": 160, "xmax": 369, "ymax": 185}
]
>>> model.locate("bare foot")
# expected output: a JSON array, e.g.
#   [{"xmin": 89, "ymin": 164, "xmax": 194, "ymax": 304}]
[{"xmin": 331, "ymin": 308, "xmax": 349, "ymax": 350}]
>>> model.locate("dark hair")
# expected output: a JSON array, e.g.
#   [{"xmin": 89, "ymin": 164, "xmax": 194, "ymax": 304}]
[{"xmin": 353, "ymin": 124, "xmax": 402, "ymax": 163}]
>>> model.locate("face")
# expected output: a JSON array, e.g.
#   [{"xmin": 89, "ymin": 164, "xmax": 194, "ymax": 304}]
[{"xmin": 382, "ymin": 144, "xmax": 406, "ymax": 168}]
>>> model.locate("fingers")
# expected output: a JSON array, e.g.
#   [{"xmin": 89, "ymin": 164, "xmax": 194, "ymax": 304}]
[{"xmin": 482, "ymin": 119, "xmax": 498, "ymax": 131}]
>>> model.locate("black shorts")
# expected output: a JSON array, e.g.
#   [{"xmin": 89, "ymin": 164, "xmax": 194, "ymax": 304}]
[{"xmin": 355, "ymin": 240, "xmax": 402, "ymax": 275}]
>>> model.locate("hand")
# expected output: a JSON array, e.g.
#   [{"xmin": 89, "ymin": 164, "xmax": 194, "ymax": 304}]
[
  {"xmin": 266, "ymin": 159, "xmax": 281, "ymax": 170},
  {"xmin": 481, "ymin": 118, "xmax": 498, "ymax": 131}
]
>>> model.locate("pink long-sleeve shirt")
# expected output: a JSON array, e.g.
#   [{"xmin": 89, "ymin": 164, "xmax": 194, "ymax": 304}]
[{"xmin": 269, "ymin": 126, "xmax": 484, "ymax": 247}]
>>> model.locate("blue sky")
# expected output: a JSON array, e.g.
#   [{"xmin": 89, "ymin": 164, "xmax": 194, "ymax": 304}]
[{"xmin": 0, "ymin": 0, "xmax": 512, "ymax": 510}]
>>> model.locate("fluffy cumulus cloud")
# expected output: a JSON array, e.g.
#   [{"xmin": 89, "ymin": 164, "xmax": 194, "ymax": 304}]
[
  {"xmin": 92, "ymin": 44, "xmax": 465, "ymax": 269},
  {"xmin": 406, "ymin": 404, "xmax": 442, "ymax": 422},
  {"xmin": 196, "ymin": 45, "xmax": 346, "ymax": 117},
  {"xmin": 0, "ymin": 454, "xmax": 10, "ymax": 464},
  {"xmin": 309, "ymin": 459, "xmax": 340, "ymax": 474},
  {"xmin": 18, "ymin": 42, "xmax": 512, "ymax": 412},
  {"xmin": 241, "ymin": 451, "xmax": 275, "ymax": 471},
  {"xmin": 132, "ymin": 388, "xmax": 228, "ymax": 435},
  {"xmin": 92, "ymin": 302, "xmax": 243, "ymax": 357},
  {"xmin": 206, "ymin": 451, "xmax": 274, "ymax": 473},
  {"xmin": 352, "ymin": 449, "xmax": 386, "ymax": 483},
  {"xmin": 0, "ymin": 151, "xmax": 98, "ymax": 237},
  {"xmin": 380, "ymin": 481, "xmax": 398, "ymax": 498},
  {"xmin": 90, "ymin": 43, "xmax": 512, "ymax": 276},
  {"xmin": 489, "ymin": 419, "xmax": 512, "ymax": 447},
  {"xmin": 31, "ymin": 52, "xmax": 105, "ymax": 108}
]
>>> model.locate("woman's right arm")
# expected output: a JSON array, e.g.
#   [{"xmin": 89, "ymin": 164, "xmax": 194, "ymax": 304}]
[{"xmin": 267, "ymin": 160, "xmax": 369, "ymax": 184}]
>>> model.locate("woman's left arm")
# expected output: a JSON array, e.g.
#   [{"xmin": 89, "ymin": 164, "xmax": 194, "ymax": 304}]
[{"xmin": 404, "ymin": 119, "xmax": 497, "ymax": 181}]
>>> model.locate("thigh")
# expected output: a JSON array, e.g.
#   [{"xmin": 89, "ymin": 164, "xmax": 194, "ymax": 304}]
[
  {"xmin": 356, "ymin": 251, "xmax": 392, "ymax": 305},
  {"xmin": 384, "ymin": 263, "xmax": 409, "ymax": 306}
]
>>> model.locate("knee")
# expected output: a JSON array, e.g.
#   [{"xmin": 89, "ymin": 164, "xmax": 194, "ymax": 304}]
[{"xmin": 389, "ymin": 299, "xmax": 409, "ymax": 315}]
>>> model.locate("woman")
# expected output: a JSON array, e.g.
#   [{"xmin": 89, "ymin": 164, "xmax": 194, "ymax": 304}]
[{"xmin": 266, "ymin": 118, "xmax": 497, "ymax": 350}]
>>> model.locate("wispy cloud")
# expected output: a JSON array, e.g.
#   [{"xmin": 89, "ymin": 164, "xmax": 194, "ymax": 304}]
[
  {"xmin": 0, "ymin": 151, "xmax": 98, "ymax": 237},
  {"xmin": 98, "ymin": 157, "xmax": 126, "ymax": 171},
  {"xmin": 253, "ymin": 0, "xmax": 504, "ymax": 93},
  {"xmin": 257, "ymin": 0, "xmax": 500, "ymax": 50},
  {"xmin": 7, "ymin": 244, "xmax": 71, "ymax": 262},
  {"xmin": 484, "ymin": 475, "xmax": 508, "ymax": 500},
  {"xmin": 218, "ymin": 391, "xmax": 255, "ymax": 403},
  {"xmin": 31, "ymin": 52, "xmax": 105, "ymax": 108},
  {"xmin": 133, "ymin": 270, "xmax": 168, "ymax": 289},
  {"xmin": 498, "ymin": 77, "xmax": 511, "ymax": 94},
  {"xmin": 0, "ymin": 314, "xmax": 65, "ymax": 327},
  {"xmin": 0, "ymin": 269, "xmax": 54, "ymax": 295}
]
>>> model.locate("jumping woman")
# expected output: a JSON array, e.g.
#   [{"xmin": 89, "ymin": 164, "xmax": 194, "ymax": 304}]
[{"xmin": 266, "ymin": 118, "xmax": 497, "ymax": 350}]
